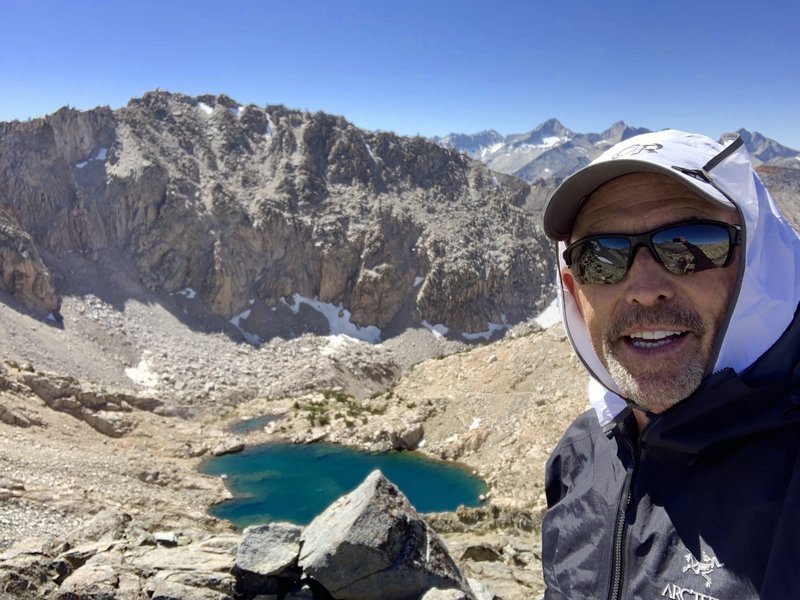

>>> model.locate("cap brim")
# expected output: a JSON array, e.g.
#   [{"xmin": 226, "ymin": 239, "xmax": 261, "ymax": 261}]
[{"xmin": 543, "ymin": 160, "xmax": 734, "ymax": 241}]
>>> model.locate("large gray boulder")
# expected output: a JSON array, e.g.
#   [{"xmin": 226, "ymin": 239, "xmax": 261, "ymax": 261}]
[
  {"xmin": 233, "ymin": 523, "xmax": 303, "ymax": 597},
  {"xmin": 299, "ymin": 470, "xmax": 474, "ymax": 600}
]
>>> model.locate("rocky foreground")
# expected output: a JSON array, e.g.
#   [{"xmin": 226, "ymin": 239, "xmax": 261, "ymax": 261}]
[{"xmin": 0, "ymin": 312, "xmax": 588, "ymax": 599}]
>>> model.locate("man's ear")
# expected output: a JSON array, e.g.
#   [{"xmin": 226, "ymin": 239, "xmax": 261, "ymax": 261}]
[{"xmin": 560, "ymin": 266, "xmax": 577, "ymax": 299}]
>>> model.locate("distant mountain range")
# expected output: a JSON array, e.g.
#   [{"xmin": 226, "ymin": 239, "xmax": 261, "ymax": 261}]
[{"xmin": 434, "ymin": 120, "xmax": 800, "ymax": 184}]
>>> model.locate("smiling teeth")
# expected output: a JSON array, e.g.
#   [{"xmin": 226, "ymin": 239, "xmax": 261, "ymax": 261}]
[
  {"xmin": 628, "ymin": 330, "xmax": 683, "ymax": 349},
  {"xmin": 629, "ymin": 330, "xmax": 682, "ymax": 340}
]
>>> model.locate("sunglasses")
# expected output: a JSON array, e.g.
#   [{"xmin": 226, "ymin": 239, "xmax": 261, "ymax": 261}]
[{"xmin": 563, "ymin": 220, "xmax": 741, "ymax": 285}]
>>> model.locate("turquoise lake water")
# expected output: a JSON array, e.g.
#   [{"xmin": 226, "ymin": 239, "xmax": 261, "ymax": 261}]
[{"xmin": 202, "ymin": 443, "xmax": 487, "ymax": 528}]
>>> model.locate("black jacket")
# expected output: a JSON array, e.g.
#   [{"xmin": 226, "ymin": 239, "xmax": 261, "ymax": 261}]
[{"xmin": 542, "ymin": 306, "xmax": 800, "ymax": 600}]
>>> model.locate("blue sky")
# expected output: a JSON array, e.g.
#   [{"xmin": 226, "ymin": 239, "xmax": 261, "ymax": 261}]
[{"xmin": 2, "ymin": 0, "xmax": 799, "ymax": 148}]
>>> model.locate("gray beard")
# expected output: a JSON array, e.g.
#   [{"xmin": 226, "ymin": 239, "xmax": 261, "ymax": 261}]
[
  {"xmin": 603, "ymin": 340, "xmax": 706, "ymax": 413},
  {"xmin": 600, "ymin": 302, "xmax": 710, "ymax": 413}
]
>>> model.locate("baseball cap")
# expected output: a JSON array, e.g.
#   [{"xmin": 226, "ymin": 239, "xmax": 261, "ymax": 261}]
[{"xmin": 543, "ymin": 129, "xmax": 741, "ymax": 241}]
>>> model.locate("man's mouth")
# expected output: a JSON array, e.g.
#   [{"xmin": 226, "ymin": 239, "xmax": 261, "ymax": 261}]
[{"xmin": 625, "ymin": 330, "xmax": 687, "ymax": 349}]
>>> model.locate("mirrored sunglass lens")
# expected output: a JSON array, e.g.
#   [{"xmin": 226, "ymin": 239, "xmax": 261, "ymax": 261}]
[
  {"xmin": 571, "ymin": 237, "xmax": 630, "ymax": 284},
  {"xmin": 652, "ymin": 224, "xmax": 730, "ymax": 275}
]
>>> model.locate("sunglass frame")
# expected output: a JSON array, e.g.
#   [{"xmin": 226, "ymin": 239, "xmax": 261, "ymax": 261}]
[{"xmin": 563, "ymin": 220, "xmax": 742, "ymax": 285}]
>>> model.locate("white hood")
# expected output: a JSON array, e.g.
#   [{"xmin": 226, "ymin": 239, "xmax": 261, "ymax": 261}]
[{"xmin": 548, "ymin": 130, "xmax": 800, "ymax": 425}]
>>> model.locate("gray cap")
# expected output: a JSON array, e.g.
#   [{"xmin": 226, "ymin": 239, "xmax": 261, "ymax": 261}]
[{"xmin": 543, "ymin": 129, "xmax": 737, "ymax": 241}]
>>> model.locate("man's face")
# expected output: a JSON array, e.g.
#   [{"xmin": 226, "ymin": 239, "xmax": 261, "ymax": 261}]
[{"xmin": 561, "ymin": 172, "xmax": 741, "ymax": 413}]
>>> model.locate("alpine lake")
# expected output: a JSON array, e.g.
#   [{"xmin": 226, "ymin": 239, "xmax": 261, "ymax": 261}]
[{"xmin": 202, "ymin": 438, "xmax": 487, "ymax": 528}]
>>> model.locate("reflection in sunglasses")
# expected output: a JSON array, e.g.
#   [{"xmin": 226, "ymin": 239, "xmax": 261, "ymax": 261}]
[{"xmin": 564, "ymin": 221, "xmax": 740, "ymax": 285}]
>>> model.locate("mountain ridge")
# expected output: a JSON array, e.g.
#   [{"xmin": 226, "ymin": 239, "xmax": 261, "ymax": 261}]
[
  {"xmin": 0, "ymin": 91, "xmax": 555, "ymax": 339},
  {"xmin": 436, "ymin": 120, "xmax": 800, "ymax": 183}
]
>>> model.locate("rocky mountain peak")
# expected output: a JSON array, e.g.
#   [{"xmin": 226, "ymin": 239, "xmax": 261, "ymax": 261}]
[
  {"xmin": 0, "ymin": 91, "xmax": 554, "ymax": 338},
  {"xmin": 721, "ymin": 128, "xmax": 800, "ymax": 165},
  {"xmin": 506, "ymin": 118, "xmax": 573, "ymax": 148},
  {"xmin": 434, "ymin": 129, "xmax": 504, "ymax": 157},
  {"xmin": 593, "ymin": 121, "xmax": 650, "ymax": 146}
]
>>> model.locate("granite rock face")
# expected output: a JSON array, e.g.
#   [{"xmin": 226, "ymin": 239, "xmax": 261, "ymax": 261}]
[
  {"xmin": 299, "ymin": 470, "xmax": 474, "ymax": 600},
  {"xmin": 0, "ymin": 91, "xmax": 554, "ymax": 335},
  {"xmin": 0, "ymin": 206, "xmax": 59, "ymax": 315}
]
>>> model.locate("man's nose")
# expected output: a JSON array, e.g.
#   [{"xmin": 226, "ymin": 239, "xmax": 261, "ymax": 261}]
[{"xmin": 623, "ymin": 247, "xmax": 676, "ymax": 306}]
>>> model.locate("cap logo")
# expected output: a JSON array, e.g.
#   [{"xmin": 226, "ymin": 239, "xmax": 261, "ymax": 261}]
[{"xmin": 613, "ymin": 143, "xmax": 663, "ymax": 159}]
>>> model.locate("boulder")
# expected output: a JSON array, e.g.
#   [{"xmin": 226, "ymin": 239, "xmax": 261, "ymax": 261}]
[
  {"xmin": 0, "ymin": 547, "xmax": 58, "ymax": 598},
  {"xmin": 391, "ymin": 422, "xmax": 425, "ymax": 450},
  {"xmin": 0, "ymin": 402, "xmax": 40, "ymax": 427},
  {"xmin": 212, "ymin": 440, "xmax": 245, "ymax": 456},
  {"xmin": 147, "ymin": 570, "xmax": 236, "ymax": 600},
  {"xmin": 460, "ymin": 544, "xmax": 503, "ymax": 563},
  {"xmin": 57, "ymin": 563, "xmax": 120, "ymax": 599},
  {"xmin": 65, "ymin": 509, "xmax": 132, "ymax": 544},
  {"xmin": 299, "ymin": 470, "xmax": 474, "ymax": 600},
  {"xmin": 235, "ymin": 522, "xmax": 301, "ymax": 577},
  {"xmin": 233, "ymin": 523, "xmax": 302, "ymax": 597},
  {"xmin": 81, "ymin": 410, "xmax": 136, "ymax": 437}
]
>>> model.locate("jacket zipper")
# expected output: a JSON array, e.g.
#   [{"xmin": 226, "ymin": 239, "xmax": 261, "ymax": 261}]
[{"xmin": 607, "ymin": 421, "xmax": 645, "ymax": 600}]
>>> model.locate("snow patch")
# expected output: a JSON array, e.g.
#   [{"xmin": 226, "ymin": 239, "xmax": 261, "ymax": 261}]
[
  {"xmin": 515, "ymin": 137, "xmax": 569, "ymax": 152},
  {"xmin": 491, "ymin": 176, "xmax": 501, "ymax": 189},
  {"xmin": 422, "ymin": 320, "xmax": 449, "ymax": 338},
  {"xmin": 75, "ymin": 147, "xmax": 109, "ymax": 169},
  {"xmin": 175, "ymin": 288, "xmax": 198, "ymax": 299},
  {"xmin": 198, "ymin": 102, "xmax": 213, "ymax": 115},
  {"xmin": 541, "ymin": 136, "xmax": 564, "ymax": 147},
  {"xmin": 480, "ymin": 142, "xmax": 504, "ymax": 158},
  {"xmin": 47, "ymin": 312, "xmax": 57, "ymax": 322},
  {"xmin": 413, "ymin": 276, "xmax": 424, "ymax": 287},
  {"xmin": 265, "ymin": 113, "xmax": 274, "ymax": 137},
  {"xmin": 125, "ymin": 359, "xmax": 159, "ymax": 388},
  {"xmin": 230, "ymin": 309, "xmax": 262, "ymax": 346},
  {"xmin": 228, "ymin": 106, "xmax": 243, "ymax": 118},
  {"xmin": 363, "ymin": 138, "xmax": 378, "ymax": 162},
  {"xmin": 462, "ymin": 322, "xmax": 507, "ymax": 341},
  {"xmin": 283, "ymin": 294, "xmax": 382, "ymax": 343},
  {"xmin": 230, "ymin": 309, "xmax": 251, "ymax": 326},
  {"xmin": 320, "ymin": 334, "xmax": 358, "ymax": 357},
  {"xmin": 469, "ymin": 417, "xmax": 481, "ymax": 431},
  {"xmin": 534, "ymin": 297, "xmax": 561, "ymax": 329}
]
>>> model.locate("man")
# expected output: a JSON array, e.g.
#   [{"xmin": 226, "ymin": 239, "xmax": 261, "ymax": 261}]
[{"xmin": 540, "ymin": 129, "xmax": 800, "ymax": 599}]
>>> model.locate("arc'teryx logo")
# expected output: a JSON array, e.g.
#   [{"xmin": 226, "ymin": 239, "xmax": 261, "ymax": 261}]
[
  {"xmin": 612, "ymin": 142, "xmax": 663, "ymax": 159},
  {"xmin": 683, "ymin": 551, "xmax": 724, "ymax": 589},
  {"xmin": 660, "ymin": 550, "xmax": 726, "ymax": 599}
]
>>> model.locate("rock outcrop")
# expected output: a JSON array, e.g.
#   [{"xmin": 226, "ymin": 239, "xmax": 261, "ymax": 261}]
[
  {"xmin": 299, "ymin": 470, "xmax": 473, "ymax": 600},
  {"xmin": 0, "ymin": 92, "xmax": 555, "ymax": 337},
  {"xmin": 15, "ymin": 369, "xmax": 163, "ymax": 437},
  {"xmin": 0, "ymin": 472, "xmax": 489, "ymax": 600},
  {"xmin": 0, "ymin": 206, "xmax": 59, "ymax": 315}
]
